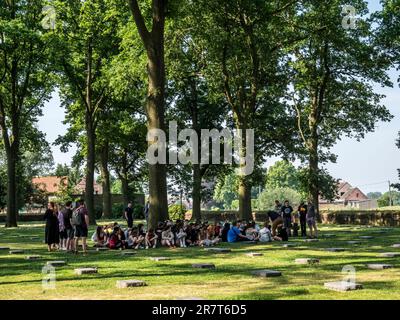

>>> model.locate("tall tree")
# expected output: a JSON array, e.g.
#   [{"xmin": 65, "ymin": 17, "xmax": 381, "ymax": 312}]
[
  {"xmin": 187, "ymin": 0, "xmax": 299, "ymax": 220},
  {"xmin": 289, "ymin": 0, "xmax": 393, "ymax": 215},
  {"xmin": 52, "ymin": 0, "xmax": 121, "ymax": 224},
  {"xmin": 127, "ymin": 0, "xmax": 169, "ymax": 228},
  {"xmin": 0, "ymin": 0, "xmax": 54, "ymax": 226}
]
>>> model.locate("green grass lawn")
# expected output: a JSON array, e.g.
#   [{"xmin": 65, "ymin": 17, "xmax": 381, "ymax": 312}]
[{"xmin": 0, "ymin": 221, "xmax": 399, "ymax": 300}]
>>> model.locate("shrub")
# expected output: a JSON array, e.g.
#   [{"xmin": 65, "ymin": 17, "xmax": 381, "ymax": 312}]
[
  {"xmin": 168, "ymin": 204, "xmax": 187, "ymax": 221},
  {"xmin": 133, "ymin": 203, "xmax": 144, "ymax": 219},
  {"xmin": 112, "ymin": 203, "xmax": 125, "ymax": 219},
  {"xmin": 258, "ymin": 187, "xmax": 302, "ymax": 210}
]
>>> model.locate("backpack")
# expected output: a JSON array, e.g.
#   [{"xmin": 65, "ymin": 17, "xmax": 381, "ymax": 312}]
[{"xmin": 71, "ymin": 208, "xmax": 83, "ymax": 226}]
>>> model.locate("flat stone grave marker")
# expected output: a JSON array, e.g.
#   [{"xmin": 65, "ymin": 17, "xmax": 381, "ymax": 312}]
[
  {"xmin": 367, "ymin": 264, "xmax": 393, "ymax": 270},
  {"xmin": 9, "ymin": 250, "xmax": 24, "ymax": 254},
  {"xmin": 74, "ymin": 268, "xmax": 98, "ymax": 275},
  {"xmin": 204, "ymin": 248, "xmax": 231, "ymax": 253},
  {"xmin": 379, "ymin": 252, "xmax": 400, "ymax": 258},
  {"xmin": 192, "ymin": 263, "xmax": 215, "ymax": 269},
  {"xmin": 251, "ymin": 269, "xmax": 282, "ymax": 277},
  {"xmin": 26, "ymin": 255, "xmax": 41, "ymax": 260},
  {"xmin": 282, "ymin": 243, "xmax": 298, "ymax": 248},
  {"xmin": 116, "ymin": 280, "xmax": 147, "ymax": 288},
  {"xmin": 324, "ymin": 281, "xmax": 363, "ymax": 292},
  {"xmin": 0, "ymin": 247, "xmax": 10, "ymax": 251},
  {"xmin": 392, "ymin": 244, "xmax": 400, "ymax": 248},
  {"xmin": 295, "ymin": 258, "xmax": 320, "ymax": 265},
  {"xmin": 246, "ymin": 252, "xmax": 263, "ymax": 257},
  {"xmin": 347, "ymin": 241, "xmax": 361, "ymax": 245},
  {"xmin": 96, "ymin": 247, "xmax": 109, "ymax": 251},
  {"xmin": 360, "ymin": 236, "xmax": 373, "ymax": 239},
  {"xmin": 122, "ymin": 251, "xmax": 137, "ymax": 256},
  {"xmin": 372, "ymin": 231, "xmax": 386, "ymax": 234},
  {"xmin": 324, "ymin": 248, "xmax": 346, "ymax": 252},
  {"xmin": 150, "ymin": 257, "xmax": 170, "ymax": 261},
  {"xmin": 323, "ymin": 234, "xmax": 336, "ymax": 238},
  {"xmin": 304, "ymin": 239, "xmax": 319, "ymax": 242},
  {"xmin": 46, "ymin": 260, "xmax": 66, "ymax": 267}
]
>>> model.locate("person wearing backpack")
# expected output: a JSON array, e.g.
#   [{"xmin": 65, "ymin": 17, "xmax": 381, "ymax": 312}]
[{"xmin": 72, "ymin": 199, "xmax": 89, "ymax": 254}]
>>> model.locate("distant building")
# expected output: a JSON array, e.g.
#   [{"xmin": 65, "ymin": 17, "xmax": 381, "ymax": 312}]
[
  {"xmin": 32, "ymin": 176, "xmax": 68, "ymax": 196},
  {"xmin": 74, "ymin": 178, "xmax": 103, "ymax": 195},
  {"xmin": 320, "ymin": 180, "xmax": 377, "ymax": 210}
]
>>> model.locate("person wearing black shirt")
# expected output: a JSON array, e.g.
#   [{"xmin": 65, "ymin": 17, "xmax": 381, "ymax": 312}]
[
  {"xmin": 297, "ymin": 201, "xmax": 308, "ymax": 237},
  {"xmin": 124, "ymin": 202, "xmax": 134, "ymax": 228},
  {"xmin": 44, "ymin": 202, "xmax": 60, "ymax": 252},
  {"xmin": 281, "ymin": 200, "xmax": 294, "ymax": 237},
  {"xmin": 62, "ymin": 201, "xmax": 74, "ymax": 251}
]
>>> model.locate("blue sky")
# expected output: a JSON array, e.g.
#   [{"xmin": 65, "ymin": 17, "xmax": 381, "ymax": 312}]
[{"xmin": 37, "ymin": 0, "xmax": 399, "ymax": 194}]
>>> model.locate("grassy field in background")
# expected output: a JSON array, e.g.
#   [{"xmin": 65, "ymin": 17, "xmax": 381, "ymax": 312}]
[{"xmin": 0, "ymin": 221, "xmax": 400, "ymax": 300}]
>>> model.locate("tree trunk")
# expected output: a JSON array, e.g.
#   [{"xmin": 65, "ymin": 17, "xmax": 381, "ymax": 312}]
[
  {"xmin": 146, "ymin": 40, "xmax": 168, "ymax": 228},
  {"xmin": 100, "ymin": 142, "xmax": 112, "ymax": 218},
  {"xmin": 121, "ymin": 176, "xmax": 130, "ymax": 208},
  {"xmin": 237, "ymin": 120, "xmax": 252, "ymax": 221},
  {"xmin": 192, "ymin": 163, "xmax": 202, "ymax": 221},
  {"xmin": 129, "ymin": 0, "xmax": 169, "ymax": 230},
  {"xmin": 85, "ymin": 121, "xmax": 97, "ymax": 225},
  {"xmin": 238, "ymin": 175, "xmax": 252, "ymax": 221},
  {"xmin": 309, "ymin": 137, "xmax": 320, "ymax": 220},
  {"xmin": 5, "ymin": 147, "xmax": 18, "ymax": 227}
]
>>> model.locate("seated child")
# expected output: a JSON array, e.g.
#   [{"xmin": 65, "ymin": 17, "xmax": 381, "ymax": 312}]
[
  {"xmin": 176, "ymin": 226, "xmax": 187, "ymax": 248},
  {"xmin": 161, "ymin": 227, "xmax": 175, "ymax": 248},
  {"xmin": 129, "ymin": 228, "xmax": 145, "ymax": 249},
  {"xmin": 108, "ymin": 227, "xmax": 122, "ymax": 249},
  {"xmin": 145, "ymin": 228, "xmax": 158, "ymax": 249},
  {"xmin": 259, "ymin": 222, "xmax": 273, "ymax": 242},
  {"xmin": 91, "ymin": 226, "xmax": 107, "ymax": 247}
]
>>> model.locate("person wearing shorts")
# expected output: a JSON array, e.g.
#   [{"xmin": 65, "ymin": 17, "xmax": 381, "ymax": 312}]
[
  {"xmin": 73, "ymin": 200, "xmax": 89, "ymax": 254},
  {"xmin": 306, "ymin": 200, "xmax": 318, "ymax": 238}
]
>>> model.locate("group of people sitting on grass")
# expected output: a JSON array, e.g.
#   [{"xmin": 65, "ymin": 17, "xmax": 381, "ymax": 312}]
[{"xmin": 43, "ymin": 198, "xmax": 318, "ymax": 253}]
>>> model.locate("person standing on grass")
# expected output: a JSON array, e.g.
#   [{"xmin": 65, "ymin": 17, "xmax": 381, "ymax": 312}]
[
  {"xmin": 62, "ymin": 201, "xmax": 74, "ymax": 252},
  {"xmin": 58, "ymin": 205, "xmax": 67, "ymax": 250},
  {"xmin": 44, "ymin": 202, "xmax": 60, "ymax": 252},
  {"xmin": 281, "ymin": 200, "xmax": 293, "ymax": 237},
  {"xmin": 297, "ymin": 201, "xmax": 308, "ymax": 238},
  {"xmin": 72, "ymin": 199, "xmax": 89, "ymax": 254},
  {"xmin": 306, "ymin": 199, "xmax": 318, "ymax": 239},
  {"xmin": 124, "ymin": 202, "xmax": 134, "ymax": 228}
]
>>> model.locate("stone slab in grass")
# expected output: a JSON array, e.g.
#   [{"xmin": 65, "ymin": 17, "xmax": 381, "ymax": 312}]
[
  {"xmin": 323, "ymin": 234, "xmax": 336, "ymax": 238},
  {"xmin": 282, "ymin": 243, "xmax": 299, "ymax": 248},
  {"xmin": 295, "ymin": 258, "xmax": 320, "ymax": 265},
  {"xmin": 324, "ymin": 281, "xmax": 363, "ymax": 292},
  {"xmin": 192, "ymin": 263, "xmax": 215, "ymax": 269},
  {"xmin": 0, "ymin": 247, "xmax": 10, "ymax": 251},
  {"xmin": 116, "ymin": 280, "xmax": 147, "ymax": 288},
  {"xmin": 122, "ymin": 251, "xmax": 137, "ymax": 256},
  {"xmin": 304, "ymin": 239, "xmax": 319, "ymax": 242},
  {"xmin": 366, "ymin": 264, "xmax": 393, "ymax": 270},
  {"xmin": 26, "ymin": 255, "xmax": 41, "ymax": 260},
  {"xmin": 9, "ymin": 250, "xmax": 24, "ymax": 254},
  {"xmin": 392, "ymin": 244, "xmax": 400, "ymax": 248},
  {"xmin": 359, "ymin": 236, "xmax": 373, "ymax": 239},
  {"xmin": 96, "ymin": 247, "xmax": 109, "ymax": 251},
  {"xmin": 150, "ymin": 257, "xmax": 170, "ymax": 261},
  {"xmin": 204, "ymin": 248, "xmax": 231, "ymax": 253},
  {"xmin": 246, "ymin": 252, "xmax": 263, "ymax": 257},
  {"xmin": 379, "ymin": 252, "xmax": 400, "ymax": 258},
  {"xmin": 46, "ymin": 260, "xmax": 66, "ymax": 267},
  {"xmin": 347, "ymin": 241, "xmax": 362, "ymax": 245},
  {"xmin": 74, "ymin": 268, "xmax": 98, "ymax": 275},
  {"xmin": 251, "ymin": 269, "xmax": 282, "ymax": 277},
  {"xmin": 324, "ymin": 248, "xmax": 346, "ymax": 252}
]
